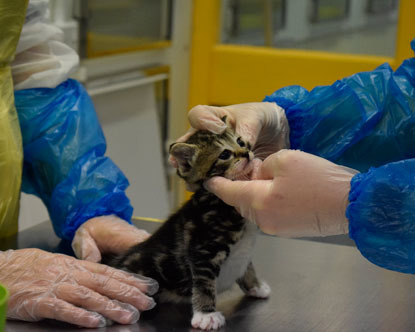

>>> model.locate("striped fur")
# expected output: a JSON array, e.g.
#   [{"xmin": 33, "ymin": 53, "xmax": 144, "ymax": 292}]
[{"xmin": 104, "ymin": 127, "xmax": 269, "ymax": 329}]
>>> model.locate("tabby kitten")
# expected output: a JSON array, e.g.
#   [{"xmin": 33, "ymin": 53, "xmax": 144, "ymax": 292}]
[{"xmin": 105, "ymin": 121, "xmax": 270, "ymax": 330}]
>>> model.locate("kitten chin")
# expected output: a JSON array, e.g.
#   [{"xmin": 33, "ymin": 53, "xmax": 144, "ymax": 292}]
[{"xmin": 226, "ymin": 155, "xmax": 255, "ymax": 180}]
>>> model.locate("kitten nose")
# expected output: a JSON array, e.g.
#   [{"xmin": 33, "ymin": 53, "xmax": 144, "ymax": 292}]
[{"xmin": 241, "ymin": 152, "xmax": 250, "ymax": 160}]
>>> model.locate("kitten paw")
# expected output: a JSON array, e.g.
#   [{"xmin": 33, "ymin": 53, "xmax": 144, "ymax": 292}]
[
  {"xmin": 246, "ymin": 280, "xmax": 271, "ymax": 299},
  {"xmin": 191, "ymin": 311, "xmax": 225, "ymax": 330}
]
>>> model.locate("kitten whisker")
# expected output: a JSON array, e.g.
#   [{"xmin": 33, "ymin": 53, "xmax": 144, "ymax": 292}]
[{"xmin": 253, "ymin": 144, "xmax": 278, "ymax": 160}]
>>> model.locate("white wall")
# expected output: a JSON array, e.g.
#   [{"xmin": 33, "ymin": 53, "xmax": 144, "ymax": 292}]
[
  {"xmin": 19, "ymin": 194, "xmax": 49, "ymax": 231},
  {"xmin": 91, "ymin": 83, "xmax": 170, "ymax": 221}
]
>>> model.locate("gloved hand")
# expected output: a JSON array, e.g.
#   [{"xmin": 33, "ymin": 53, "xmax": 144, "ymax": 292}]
[
  {"xmin": 72, "ymin": 215, "xmax": 150, "ymax": 263},
  {"xmin": 0, "ymin": 248, "xmax": 158, "ymax": 328},
  {"xmin": 205, "ymin": 149, "xmax": 358, "ymax": 237},
  {"xmin": 170, "ymin": 102, "xmax": 289, "ymax": 166}
]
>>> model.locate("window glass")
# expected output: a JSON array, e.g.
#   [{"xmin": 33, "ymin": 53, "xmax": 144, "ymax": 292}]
[
  {"xmin": 221, "ymin": 0, "xmax": 399, "ymax": 57},
  {"xmin": 80, "ymin": 0, "xmax": 171, "ymax": 58}
]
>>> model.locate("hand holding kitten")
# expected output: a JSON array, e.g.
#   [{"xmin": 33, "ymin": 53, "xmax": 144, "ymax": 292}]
[
  {"xmin": 170, "ymin": 102, "xmax": 290, "ymax": 167},
  {"xmin": 205, "ymin": 149, "xmax": 357, "ymax": 237}
]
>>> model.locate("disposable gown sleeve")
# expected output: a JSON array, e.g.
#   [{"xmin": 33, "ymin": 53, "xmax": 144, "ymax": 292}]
[
  {"xmin": 14, "ymin": 79, "xmax": 133, "ymax": 241},
  {"xmin": 346, "ymin": 160, "xmax": 415, "ymax": 273},
  {"xmin": 263, "ymin": 45, "xmax": 415, "ymax": 171},
  {"xmin": 264, "ymin": 40, "xmax": 415, "ymax": 273}
]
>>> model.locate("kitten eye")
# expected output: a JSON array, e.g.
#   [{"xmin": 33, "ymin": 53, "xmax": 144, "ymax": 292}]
[
  {"xmin": 237, "ymin": 137, "xmax": 245, "ymax": 147},
  {"xmin": 218, "ymin": 149, "xmax": 232, "ymax": 160}
]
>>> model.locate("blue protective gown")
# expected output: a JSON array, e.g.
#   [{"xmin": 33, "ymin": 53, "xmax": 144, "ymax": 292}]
[
  {"xmin": 14, "ymin": 79, "xmax": 133, "ymax": 241},
  {"xmin": 264, "ymin": 40, "xmax": 415, "ymax": 274}
]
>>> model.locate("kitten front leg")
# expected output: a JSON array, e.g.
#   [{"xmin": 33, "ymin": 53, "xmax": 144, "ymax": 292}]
[
  {"xmin": 191, "ymin": 275, "xmax": 225, "ymax": 330},
  {"xmin": 189, "ymin": 250, "xmax": 228, "ymax": 332},
  {"xmin": 191, "ymin": 311, "xmax": 225, "ymax": 331},
  {"xmin": 237, "ymin": 261, "xmax": 271, "ymax": 299}
]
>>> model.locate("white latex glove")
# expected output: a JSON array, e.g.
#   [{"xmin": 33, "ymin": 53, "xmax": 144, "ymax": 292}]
[
  {"xmin": 0, "ymin": 248, "xmax": 158, "ymax": 328},
  {"xmin": 72, "ymin": 215, "xmax": 150, "ymax": 263},
  {"xmin": 170, "ymin": 102, "xmax": 290, "ymax": 166},
  {"xmin": 205, "ymin": 150, "xmax": 358, "ymax": 237}
]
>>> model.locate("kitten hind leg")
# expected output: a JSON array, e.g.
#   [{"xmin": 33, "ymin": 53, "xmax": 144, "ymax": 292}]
[{"xmin": 237, "ymin": 261, "xmax": 271, "ymax": 299}]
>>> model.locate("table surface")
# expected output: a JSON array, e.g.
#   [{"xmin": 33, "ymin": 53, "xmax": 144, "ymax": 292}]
[{"xmin": 3, "ymin": 219, "xmax": 415, "ymax": 332}]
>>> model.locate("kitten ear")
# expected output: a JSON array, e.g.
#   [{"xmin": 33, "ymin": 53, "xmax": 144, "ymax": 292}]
[
  {"xmin": 169, "ymin": 143, "xmax": 198, "ymax": 173},
  {"xmin": 221, "ymin": 115, "xmax": 228, "ymax": 124}
]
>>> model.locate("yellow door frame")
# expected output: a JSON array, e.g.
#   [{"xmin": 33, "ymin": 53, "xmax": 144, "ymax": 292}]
[{"xmin": 189, "ymin": 0, "xmax": 415, "ymax": 108}]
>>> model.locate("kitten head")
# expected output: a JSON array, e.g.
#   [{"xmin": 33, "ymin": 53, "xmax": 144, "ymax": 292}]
[{"xmin": 170, "ymin": 117, "xmax": 254, "ymax": 191}]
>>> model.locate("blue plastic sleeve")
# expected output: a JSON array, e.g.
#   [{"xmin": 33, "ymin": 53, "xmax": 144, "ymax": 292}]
[
  {"xmin": 347, "ymin": 160, "xmax": 415, "ymax": 274},
  {"xmin": 264, "ymin": 42, "xmax": 415, "ymax": 173},
  {"xmin": 15, "ymin": 79, "xmax": 133, "ymax": 240}
]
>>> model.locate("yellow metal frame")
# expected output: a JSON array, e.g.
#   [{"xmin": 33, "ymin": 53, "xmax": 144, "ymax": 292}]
[
  {"xmin": 133, "ymin": 216, "xmax": 164, "ymax": 223},
  {"xmin": 189, "ymin": 0, "xmax": 415, "ymax": 107},
  {"xmin": 86, "ymin": 33, "xmax": 171, "ymax": 58}
]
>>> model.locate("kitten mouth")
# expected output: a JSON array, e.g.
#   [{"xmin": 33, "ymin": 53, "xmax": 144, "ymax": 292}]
[{"xmin": 231, "ymin": 158, "xmax": 254, "ymax": 180}]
